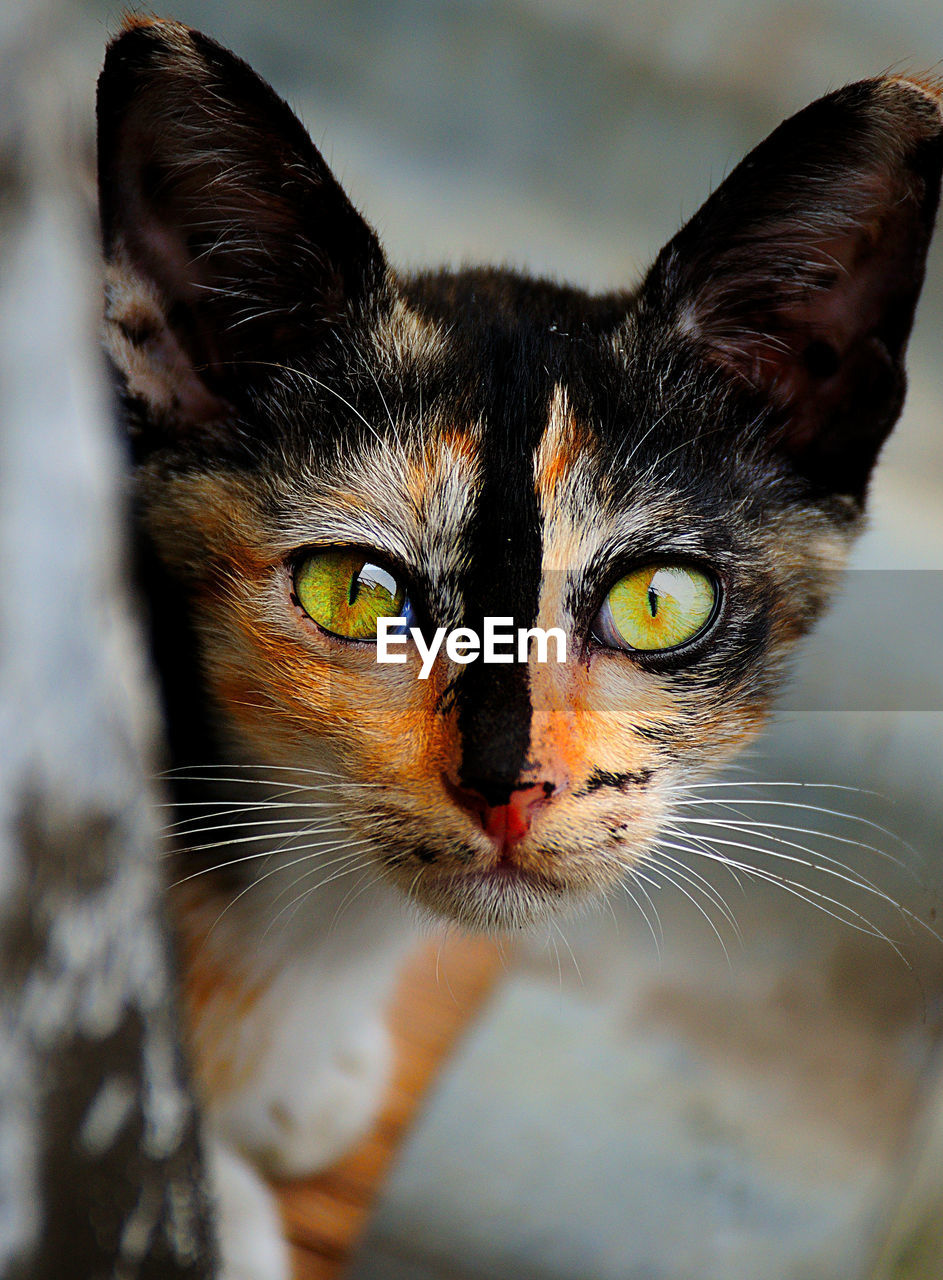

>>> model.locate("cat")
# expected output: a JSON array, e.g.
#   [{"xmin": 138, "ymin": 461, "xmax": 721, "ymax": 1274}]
[{"xmin": 96, "ymin": 17, "xmax": 943, "ymax": 1279}]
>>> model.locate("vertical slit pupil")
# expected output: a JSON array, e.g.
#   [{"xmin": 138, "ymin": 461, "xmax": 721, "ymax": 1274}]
[{"xmin": 647, "ymin": 586, "xmax": 659, "ymax": 617}]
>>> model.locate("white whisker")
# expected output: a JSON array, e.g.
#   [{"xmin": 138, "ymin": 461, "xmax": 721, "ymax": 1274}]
[
  {"xmin": 168, "ymin": 826, "xmax": 357, "ymax": 887},
  {"xmin": 549, "ymin": 917, "xmax": 583, "ymax": 987},
  {"xmin": 634, "ymin": 862, "xmax": 733, "ymax": 964},
  {"xmin": 619, "ymin": 871, "xmax": 663, "ymax": 958},
  {"xmin": 159, "ymin": 762, "xmax": 367, "ymax": 780},
  {"xmin": 647, "ymin": 848, "xmax": 743, "ymax": 940},
  {"xmin": 201, "ymin": 833, "xmax": 377, "ymax": 942},
  {"xmin": 267, "ymin": 841, "xmax": 374, "ymax": 908},
  {"xmin": 163, "ymin": 810, "xmax": 345, "ymax": 840},
  {"xmin": 657, "ymin": 837, "xmax": 911, "ymax": 962},
  {"xmin": 672, "ymin": 780, "xmax": 882, "ymax": 797},
  {"xmin": 672, "ymin": 797, "xmax": 917, "ymax": 858},
  {"xmin": 168, "ymin": 821, "xmax": 349, "ymax": 860},
  {"xmin": 662, "ymin": 822, "xmax": 915, "ymax": 929},
  {"xmin": 266, "ymin": 857, "xmax": 371, "ymax": 937},
  {"xmin": 677, "ymin": 815, "xmax": 908, "ymax": 870},
  {"xmin": 329, "ymin": 864, "xmax": 384, "ymax": 935}
]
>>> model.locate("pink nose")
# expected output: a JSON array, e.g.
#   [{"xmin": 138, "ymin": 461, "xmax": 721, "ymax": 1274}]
[{"xmin": 446, "ymin": 780, "xmax": 551, "ymax": 845}]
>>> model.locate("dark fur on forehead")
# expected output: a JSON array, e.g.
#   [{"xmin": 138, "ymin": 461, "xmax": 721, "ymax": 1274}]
[{"xmin": 99, "ymin": 25, "xmax": 943, "ymax": 518}]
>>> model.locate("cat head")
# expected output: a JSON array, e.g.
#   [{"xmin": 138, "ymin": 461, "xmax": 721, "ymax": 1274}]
[{"xmin": 98, "ymin": 19, "xmax": 942, "ymax": 930}]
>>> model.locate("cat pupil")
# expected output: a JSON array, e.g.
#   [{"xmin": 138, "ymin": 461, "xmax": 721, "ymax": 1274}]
[{"xmin": 648, "ymin": 586, "xmax": 659, "ymax": 617}]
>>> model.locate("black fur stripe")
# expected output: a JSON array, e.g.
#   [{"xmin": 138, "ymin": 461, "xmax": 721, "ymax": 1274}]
[{"xmin": 455, "ymin": 326, "xmax": 549, "ymax": 800}]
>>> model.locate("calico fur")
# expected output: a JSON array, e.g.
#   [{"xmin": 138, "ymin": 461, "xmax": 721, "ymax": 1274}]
[{"xmin": 96, "ymin": 20, "xmax": 943, "ymax": 1279}]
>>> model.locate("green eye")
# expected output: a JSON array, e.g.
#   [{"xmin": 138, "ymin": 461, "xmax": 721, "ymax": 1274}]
[
  {"xmin": 595, "ymin": 563, "xmax": 717, "ymax": 653},
  {"xmin": 293, "ymin": 548, "xmax": 407, "ymax": 640}
]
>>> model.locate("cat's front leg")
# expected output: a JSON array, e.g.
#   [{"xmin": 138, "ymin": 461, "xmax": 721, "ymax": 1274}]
[
  {"xmin": 210, "ymin": 985, "xmax": 394, "ymax": 1179},
  {"xmin": 208, "ymin": 1138, "xmax": 290, "ymax": 1280},
  {"xmin": 181, "ymin": 889, "xmax": 416, "ymax": 1180}
]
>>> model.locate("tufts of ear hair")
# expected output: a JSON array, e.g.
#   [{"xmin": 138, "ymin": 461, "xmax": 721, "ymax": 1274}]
[
  {"xmin": 97, "ymin": 17, "xmax": 387, "ymax": 432},
  {"xmin": 642, "ymin": 76, "xmax": 943, "ymax": 500}
]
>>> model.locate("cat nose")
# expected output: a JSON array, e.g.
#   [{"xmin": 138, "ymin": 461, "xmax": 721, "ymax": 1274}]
[{"xmin": 445, "ymin": 777, "xmax": 555, "ymax": 845}]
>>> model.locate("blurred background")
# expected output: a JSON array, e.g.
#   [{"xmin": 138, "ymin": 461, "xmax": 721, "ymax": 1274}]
[{"xmin": 43, "ymin": 0, "xmax": 943, "ymax": 1276}]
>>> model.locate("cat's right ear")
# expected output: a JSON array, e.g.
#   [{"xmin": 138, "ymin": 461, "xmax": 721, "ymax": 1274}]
[
  {"xmin": 97, "ymin": 19, "xmax": 386, "ymax": 435},
  {"xmin": 639, "ymin": 76, "xmax": 943, "ymax": 500}
]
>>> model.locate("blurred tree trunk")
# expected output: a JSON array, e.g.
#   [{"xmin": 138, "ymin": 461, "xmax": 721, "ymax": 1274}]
[{"xmin": 0, "ymin": 5, "xmax": 217, "ymax": 1277}]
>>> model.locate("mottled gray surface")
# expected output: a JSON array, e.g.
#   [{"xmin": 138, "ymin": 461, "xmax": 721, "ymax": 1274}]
[
  {"xmin": 350, "ymin": 976, "xmax": 878, "ymax": 1280},
  {"xmin": 0, "ymin": 5, "xmax": 216, "ymax": 1275}
]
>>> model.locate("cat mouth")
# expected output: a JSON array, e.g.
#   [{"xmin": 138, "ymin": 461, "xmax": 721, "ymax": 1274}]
[
  {"xmin": 406, "ymin": 853, "xmax": 572, "ymax": 930},
  {"xmin": 460, "ymin": 858, "xmax": 559, "ymax": 891},
  {"xmin": 373, "ymin": 822, "xmax": 589, "ymax": 928}
]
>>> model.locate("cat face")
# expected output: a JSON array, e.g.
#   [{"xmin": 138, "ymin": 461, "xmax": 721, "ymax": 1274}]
[{"xmin": 98, "ymin": 20, "xmax": 943, "ymax": 930}]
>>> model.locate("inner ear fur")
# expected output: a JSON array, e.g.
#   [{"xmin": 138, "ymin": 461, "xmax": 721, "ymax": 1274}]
[
  {"xmin": 643, "ymin": 76, "xmax": 943, "ymax": 498},
  {"xmin": 97, "ymin": 18, "xmax": 387, "ymax": 426}
]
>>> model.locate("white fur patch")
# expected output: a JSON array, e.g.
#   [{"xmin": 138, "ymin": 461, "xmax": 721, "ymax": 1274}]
[
  {"xmin": 208, "ymin": 940, "xmax": 403, "ymax": 1178},
  {"xmin": 374, "ymin": 294, "xmax": 450, "ymax": 369},
  {"xmin": 208, "ymin": 1139, "xmax": 288, "ymax": 1280},
  {"xmin": 534, "ymin": 383, "xmax": 603, "ymax": 575}
]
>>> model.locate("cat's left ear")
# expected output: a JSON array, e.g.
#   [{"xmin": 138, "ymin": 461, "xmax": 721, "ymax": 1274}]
[
  {"xmin": 97, "ymin": 19, "xmax": 387, "ymax": 432},
  {"xmin": 641, "ymin": 77, "xmax": 943, "ymax": 498}
]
